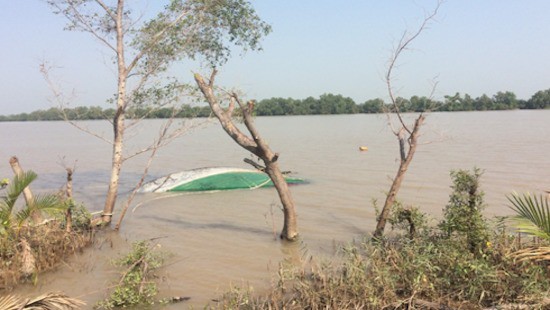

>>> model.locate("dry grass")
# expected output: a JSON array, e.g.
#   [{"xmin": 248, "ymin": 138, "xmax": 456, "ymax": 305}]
[
  {"xmin": 513, "ymin": 246, "xmax": 550, "ymax": 263},
  {"xmin": 0, "ymin": 221, "xmax": 92, "ymax": 291}
]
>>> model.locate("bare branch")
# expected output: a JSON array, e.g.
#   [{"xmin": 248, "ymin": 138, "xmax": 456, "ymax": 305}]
[
  {"xmin": 94, "ymin": 0, "xmax": 117, "ymax": 23},
  {"xmin": 398, "ymin": 128, "xmax": 407, "ymax": 162},
  {"xmin": 115, "ymin": 118, "xmax": 172, "ymax": 230},
  {"xmin": 208, "ymin": 68, "xmax": 217, "ymax": 87},
  {"xmin": 374, "ymin": 1, "xmax": 442, "ymax": 238},
  {"xmin": 123, "ymin": 117, "xmax": 205, "ymax": 162},
  {"xmin": 386, "ymin": 0, "xmax": 442, "ymax": 134},
  {"xmin": 243, "ymin": 158, "xmax": 265, "ymax": 171},
  {"xmin": 231, "ymin": 94, "xmax": 276, "ymax": 160},
  {"xmin": 428, "ymin": 75, "xmax": 440, "ymax": 100},
  {"xmin": 226, "ymin": 96, "xmax": 236, "ymax": 117},
  {"xmin": 48, "ymin": 0, "xmax": 117, "ymax": 52},
  {"xmin": 116, "ymin": 115, "xmax": 210, "ymax": 229},
  {"xmin": 194, "ymin": 71, "xmax": 257, "ymax": 152},
  {"xmin": 39, "ymin": 61, "xmax": 113, "ymax": 145}
]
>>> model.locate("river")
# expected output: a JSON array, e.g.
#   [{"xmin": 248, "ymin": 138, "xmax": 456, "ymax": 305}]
[{"xmin": 2, "ymin": 110, "xmax": 549, "ymax": 308}]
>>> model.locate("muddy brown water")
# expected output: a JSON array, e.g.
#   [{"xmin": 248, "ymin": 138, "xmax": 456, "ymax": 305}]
[{"xmin": 2, "ymin": 111, "xmax": 549, "ymax": 308}]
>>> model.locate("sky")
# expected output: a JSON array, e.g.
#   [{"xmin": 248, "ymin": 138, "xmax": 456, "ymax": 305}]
[{"xmin": 1, "ymin": 1, "xmax": 550, "ymax": 115}]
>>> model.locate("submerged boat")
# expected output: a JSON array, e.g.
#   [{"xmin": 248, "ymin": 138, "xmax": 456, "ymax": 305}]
[{"xmin": 139, "ymin": 167, "xmax": 306, "ymax": 193}]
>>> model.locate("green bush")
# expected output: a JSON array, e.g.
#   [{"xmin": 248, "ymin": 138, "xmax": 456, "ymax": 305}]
[
  {"xmin": 96, "ymin": 241, "xmax": 164, "ymax": 309},
  {"xmin": 439, "ymin": 168, "xmax": 489, "ymax": 253}
]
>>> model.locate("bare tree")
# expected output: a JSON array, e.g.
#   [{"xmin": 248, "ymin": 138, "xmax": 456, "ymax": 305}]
[
  {"xmin": 194, "ymin": 70, "xmax": 299, "ymax": 241},
  {"xmin": 44, "ymin": 0, "xmax": 271, "ymax": 225},
  {"xmin": 373, "ymin": 1, "xmax": 442, "ymax": 238}
]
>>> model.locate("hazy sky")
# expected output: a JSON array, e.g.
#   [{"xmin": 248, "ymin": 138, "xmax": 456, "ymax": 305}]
[{"xmin": 1, "ymin": 1, "xmax": 550, "ymax": 114}]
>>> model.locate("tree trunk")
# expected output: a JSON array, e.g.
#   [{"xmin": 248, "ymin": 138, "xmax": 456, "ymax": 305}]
[
  {"xmin": 264, "ymin": 161, "xmax": 298, "ymax": 240},
  {"xmin": 9, "ymin": 156, "xmax": 42, "ymax": 223},
  {"xmin": 375, "ymin": 1, "xmax": 440, "ymax": 238},
  {"xmin": 102, "ymin": 111, "xmax": 125, "ymax": 223},
  {"xmin": 373, "ymin": 115, "xmax": 423, "ymax": 238},
  {"xmin": 101, "ymin": 0, "xmax": 127, "ymax": 224},
  {"xmin": 194, "ymin": 71, "xmax": 299, "ymax": 241},
  {"xmin": 65, "ymin": 168, "xmax": 73, "ymax": 232}
]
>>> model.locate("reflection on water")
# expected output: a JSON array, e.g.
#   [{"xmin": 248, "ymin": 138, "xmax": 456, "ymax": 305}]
[{"xmin": 2, "ymin": 111, "xmax": 549, "ymax": 307}]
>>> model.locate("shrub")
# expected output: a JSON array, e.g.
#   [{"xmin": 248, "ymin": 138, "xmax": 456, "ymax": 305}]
[
  {"xmin": 439, "ymin": 168, "xmax": 489, "ymax": 253},
  {"xmin": 96, "ymin": 241, "xmax": 165, "ymax": 309},
  {"xmin": 212, "ymin": 228, "xmax": 550, "ymax": 309},
  {"xmin": 210, "ymin": 169, "xmax": 550, "ymax": 309}
]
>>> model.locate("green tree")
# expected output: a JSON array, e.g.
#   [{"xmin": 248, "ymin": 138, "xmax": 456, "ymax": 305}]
[
  {"xmin": 302, "ymin": 96, "xmax": 319, "ymax": 114},
  {"xmin": 360, "ymin": 98, "xmax": 384, "ymax": 113},
  {"xmin": 443, "ymin": 92, "xmax": 463, "ymax": 111},
  {"xmin": 335, "ymin": 95, "xmax": 357, "ymax": 114},
  {"xmin": 256, "ymin": 98, "xmax": 284, "ymax": 115},
  {"xmin": 88, "ymin": 106, "xmax": 105, "ymax": 119},
  {"xmin": 474, "ymin": 94, "xmax": 492, "ymax": 111},
  {"xmin": 527, "ymin": 89, "xmax": 550, "ymax": 109},
  {"xmin": 461, "ymin": 93, "xmax": 474, "ymax": 111},
  {"xmin": 278, "ymin": 98, "xmax": 295, "ymax": 115},
  {"xmin": 409, "ymin": 95, "xmax": 435, "ymax": 112},
  {"xmin": 439, "ymin": 168, "xmax": 489, "ymax": 253},
  {"xmin": 46, "ymin": 0, "xmax": 271, "ymax": 225},
  {"xmin": 492, "ymin": 91, "xmax": 517, "ymax": 110},
  {"xmin": 42, "ymin": 107, "xmax": 63, "ymax": 120},
  {"xmin": 393, "ymin": 96, "xmax": 410, "ymax": 112},
  {"xmin": 318, "ymin": 93, "xmax": 336, "ymax": 114}
]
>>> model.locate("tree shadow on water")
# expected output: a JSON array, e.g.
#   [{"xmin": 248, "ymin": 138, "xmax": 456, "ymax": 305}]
[{"xmin": 146, "ymin": 214, "xmax": 274, "ymax": 237}]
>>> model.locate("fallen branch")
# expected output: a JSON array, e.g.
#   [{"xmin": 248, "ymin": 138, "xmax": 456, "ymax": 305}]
[
  {"xmin": 483, "ymin": 298, "xmax": 550, "ymax": 310},
  {"xmin": 243, "ymin": 158, "xmax": 265, "ymax": 171}
]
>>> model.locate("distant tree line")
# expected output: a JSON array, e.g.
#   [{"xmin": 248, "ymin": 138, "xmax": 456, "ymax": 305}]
[
  {"xmin": 0, "ymin": 105, "xmax": 212, "ymax": 122},
  {"xmin": 2, "ymin": 89, "xmax": 549, "ymax": 121},
  {"xmin": 255, "ymin": 89, "xmax": 550, "ymax": 115}
]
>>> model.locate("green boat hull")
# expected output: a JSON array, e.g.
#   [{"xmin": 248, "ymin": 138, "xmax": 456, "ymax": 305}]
[
  {"xmin": 169, "ymin": 171, "xmax": 304, "ymax": 192},
  {"xmin": 139, "ymin": 167, "xmax": 306, "ymax": 193}
]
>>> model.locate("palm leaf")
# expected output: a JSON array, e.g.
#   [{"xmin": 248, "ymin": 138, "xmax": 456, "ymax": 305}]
[
  {"xmin": 3, "ymin": 170, "xmax": 37, "ymax": 209},
  {"xmin": 508, "ymin": 192, "xmax": 550, "ymax": 241},
  {"xmin": 0, "ymin": 293, "xmax": 85, "ymax": 310},
  {"xmin": 15, "ymin": 208, "xmax": 33, "ymax": 228},
  {"xmin": 0, "ymin": 294, "xmax": 21, "ymax": 310},
  {"xmin": 16, "ymin": 194, "xmax": 64, "ymax": 227},
  {"xmin": 25, "ymin": 292, "xmax": 86, "ymax": 309},
  {"xmin": 0, "ymin": 204, "xmax": 12, "ymax": 228}
]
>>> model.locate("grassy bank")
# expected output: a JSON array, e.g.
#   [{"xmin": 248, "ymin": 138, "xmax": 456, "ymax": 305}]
[
  {"xmin": 213, "ymin": 224, "xmax": 549, "ymax": 309},
  {"xmin": 2, "ymin": 168, "xmax": 549, "ymax": 309},
  {"xmin": 0, "ymin": 218, "xmax": 92, "ymax": 291},
  {"xmin": 0, "ymin": 170, "xmax": 93, "ymax": 292},
  {"xmin": 212, "ymin": 169, "xmax": 550, "ymax": 309}
]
